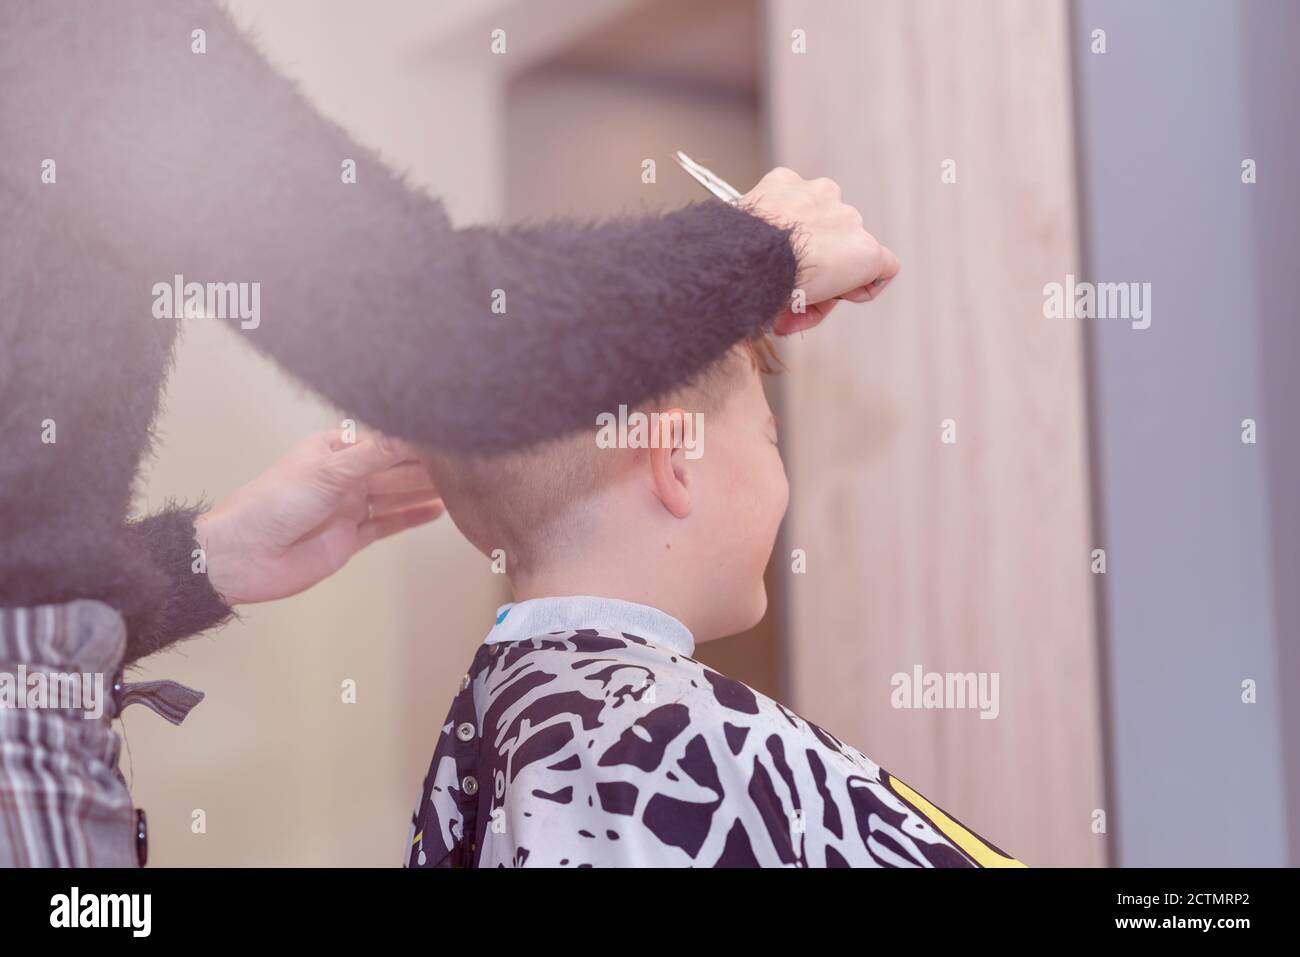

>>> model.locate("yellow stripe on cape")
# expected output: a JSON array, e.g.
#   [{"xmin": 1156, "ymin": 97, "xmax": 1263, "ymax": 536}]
[{"xmin": 886, "ymin": 775, "xmax": 1026, "ymax": 868}]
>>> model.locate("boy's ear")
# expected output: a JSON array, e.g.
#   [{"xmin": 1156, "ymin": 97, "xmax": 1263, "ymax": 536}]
[{"xmin": 649, "ymin": 408, "xmax": 692, "ymax": 519}]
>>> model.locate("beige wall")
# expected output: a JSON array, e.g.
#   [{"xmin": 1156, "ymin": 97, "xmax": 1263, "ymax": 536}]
[
  {"xmin": 766, "ymin": 0, "xmax": 1106, "ymax": 866},
  {"xmin": 769, "ymin": 0, "xmax": 1107, "ymax": 868}
]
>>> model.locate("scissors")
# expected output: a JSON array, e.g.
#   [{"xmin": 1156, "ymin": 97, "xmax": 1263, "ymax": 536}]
[
  {"xmin": 673, "ymin": 151, "xmax": 882, "ymax": 294},
  {"xmin": 674, "ymin": 150, "xmax": 744, "ymax": 204}
]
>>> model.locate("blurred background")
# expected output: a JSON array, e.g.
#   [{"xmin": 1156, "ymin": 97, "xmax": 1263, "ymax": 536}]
[{"xmin": 126, "ymin": 0, "xmax": 1299, "ymax": 867}]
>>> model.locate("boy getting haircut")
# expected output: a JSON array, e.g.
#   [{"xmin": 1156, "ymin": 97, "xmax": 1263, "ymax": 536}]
[{"xmin": 407, "ymin": 335, "xmax": 1021, "ymax": 868}]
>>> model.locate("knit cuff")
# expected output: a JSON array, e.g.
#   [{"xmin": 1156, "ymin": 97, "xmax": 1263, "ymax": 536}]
[{"xmin": 125, "ymin": 504, "xmax": 234, "ymax": 664}]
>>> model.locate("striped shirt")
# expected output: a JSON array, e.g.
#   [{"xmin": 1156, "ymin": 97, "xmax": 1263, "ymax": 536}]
[{"xmin": 0, "ymin": 600, "xmax": 202, "ymax": 867}]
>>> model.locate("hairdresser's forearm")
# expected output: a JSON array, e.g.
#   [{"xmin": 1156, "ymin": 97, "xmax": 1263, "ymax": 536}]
[
  {"xmin": 237, "ymin": 193, "xmax": 798, "ymax": 454},
  {"xmin": 431, "ymin": 204, "xmax": 797, "ymax": 451}
]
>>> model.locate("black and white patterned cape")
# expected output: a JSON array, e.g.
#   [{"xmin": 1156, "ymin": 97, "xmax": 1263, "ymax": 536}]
[{"xmin": 405, "ymin": 597, "xmax": 1022, "ymax": 868}]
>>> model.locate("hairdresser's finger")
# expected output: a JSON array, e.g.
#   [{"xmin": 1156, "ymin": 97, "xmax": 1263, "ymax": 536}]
[
  {"xmin": 864, "ymin": 277, "xmax": 893, "ymax": 301},
  {"xmin": 319, "ymin": 434, "xmax": 411, "ymax": 485},
  {"xmin": 368, "ymin": 489, "xmax": 443, "ymax": 513},
  {"xmin": 281, "ymin": 429, "xmax": 345, "ymax": 462},
  {"xmin": 358, "ymin": 502, "xmax": 446, "ymax": 545},
  {"xmin": 838, "ymin": 286, "xmax": 875, "ymax": 303},
  {"xmin": 859, "ymin": 273, "xmax": 896, "ymax": 302},
  {"xmin": 366, "ymin": 461, "xmax": 437, "ymax": 497},
  {"xmin": 811, "ymin": 298, "xmax": 840, "ymax": 322},
  {"xmin": 323, "ymin": 431, "xmax": 425, "ymax": 462},
  {"xmin": 773, "ymin": 298, "xmax": 839, "ymax": 336},
  {"xmin": 874, "ymin": 243, "xmax": 900, "ymax": 284},
  {"xmin": 773, "ymin": 303, "xmax": 821, "ymax": 336},
  {"xmin": 771, "ymin": 306, "xmax": 806, "ymax": 335},
  {"xmin": 840, "ymin": 245, "xmax": 899, "ymax": 303}
]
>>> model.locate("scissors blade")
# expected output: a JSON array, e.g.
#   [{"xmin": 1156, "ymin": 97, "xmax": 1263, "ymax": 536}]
[{"xmin": 675, "ymin": 150, "xmax": 743, "ymax": 204}]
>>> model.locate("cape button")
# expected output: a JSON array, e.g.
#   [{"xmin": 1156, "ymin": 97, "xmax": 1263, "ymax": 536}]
[{"xmin": 134, "ymin": 809, "xmax": 148, "ymax": 867}]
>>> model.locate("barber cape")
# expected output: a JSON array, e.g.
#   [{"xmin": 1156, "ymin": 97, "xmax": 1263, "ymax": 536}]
[{"xmin": 405, "ymin": 596, "xmax": 1022, "ymax": 868}]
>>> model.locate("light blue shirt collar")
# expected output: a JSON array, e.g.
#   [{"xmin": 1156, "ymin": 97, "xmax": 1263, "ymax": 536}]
[{"xmin": 484, "ymin": 596, "xmax": 695, "ymax": 656}]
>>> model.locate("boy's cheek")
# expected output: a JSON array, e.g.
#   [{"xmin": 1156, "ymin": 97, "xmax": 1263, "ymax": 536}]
[
  {"xmin": 755, "ymin": 474, "xmax": 788, "ymax": 570},
  {"xmin": 767, "ymin": 460, "xmax": 791, "ymax": 529}
]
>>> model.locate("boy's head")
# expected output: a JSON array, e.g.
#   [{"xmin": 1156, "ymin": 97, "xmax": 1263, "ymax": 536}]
[{"xmin": 422, "ymin": 334, "xmax": 788, "ymax": 643}]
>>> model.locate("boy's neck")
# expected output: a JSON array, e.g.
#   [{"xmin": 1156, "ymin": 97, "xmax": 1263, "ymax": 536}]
[
  {"xmin": 511, "ymin": 565, "xmax": 707, "ymax": 642},
  {"xmin": 486, "ymin": 592, "xmax": 697, "ymax": 656}
]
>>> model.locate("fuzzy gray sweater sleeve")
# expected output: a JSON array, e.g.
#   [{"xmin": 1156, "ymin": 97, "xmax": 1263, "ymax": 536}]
[{"xmin": 3, "ymin": 0, "xmax": 798, "ymax": 453}]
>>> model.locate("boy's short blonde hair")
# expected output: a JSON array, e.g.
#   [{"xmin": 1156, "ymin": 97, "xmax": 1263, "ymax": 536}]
[{"xmin": 422, "ymin": 333, "xmax": 780, "ymax": 573}]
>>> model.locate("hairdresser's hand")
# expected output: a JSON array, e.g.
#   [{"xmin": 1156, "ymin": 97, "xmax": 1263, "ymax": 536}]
[
  {"xmin": 194, "ymin": 431, "xmax": 443, "ymax": 605},
  {"xmin": 742, "ymin": 166, "xmax": 900, "ymax": 335}
]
